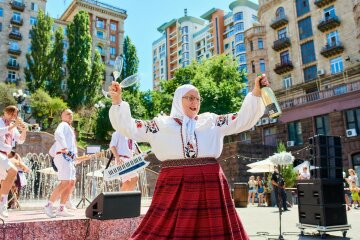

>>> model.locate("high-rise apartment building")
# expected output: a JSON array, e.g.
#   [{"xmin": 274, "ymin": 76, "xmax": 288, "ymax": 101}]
[
  {"xmin": 152, "ymin": 0, "xmax": 259, "ymax": 90},
  {"xmin": 0, "ymin": 0, "xmax": 46, "ymax": 86},
  {"xmin": 245, "ymin": 0, "xmax": 360, "ymax": 169},
  {"xmin": 0, "ymin": 0, "xmax": 127, "ymax": 88}
]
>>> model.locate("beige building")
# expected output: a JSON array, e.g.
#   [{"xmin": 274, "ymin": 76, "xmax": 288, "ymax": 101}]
[
  {"xmin": 0, "ymin": 0, "xmax": 46, "ymax": 86},
  {"xmin": 244, "ymin": 0, "xmax": 360, "ymax": 169},
  {"xmin": 0, "ymin": 0, "xmax": 127, "ymax": 88}
]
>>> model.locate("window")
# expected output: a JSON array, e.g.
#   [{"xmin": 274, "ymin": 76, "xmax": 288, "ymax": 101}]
[
  {"xmin": 258, "ymin": 38, "xmax": 263, "ymax": 49},
  {"xmin": 330, "ymin": 57, "xmax": 343, "ymax": 74},
  {"xmin": 252, "ymin": 14, "xmax": 258, "ymax": 22},
  {"xmin": 110, "ymin": 22, "xmax": 116, "ymax": 30},
  {"xmin": 327, "ymin": 31, "xmax": 339, "ymax": 46},
  {"xmin": 324, "ymin": 5, "xmax": 335, "ymax": 19},
  {"xmin": 0, "ymin": 23, "xmax": 2, "ymax": 32},
  {"xmin": 63, "ymin": 54, "xmax": 67, "ymax": 63},
  {"xmin": 31, "ymin": 2, "xmax": 38, "ymax": 11},
  {"xmin": 8, "ymin": 56, "xmax": 17, "ymax": 65},
  {"xmin": 29, "ymin": 29, "xmax": 32, "ymax": 39},
  {"xmin": 0, "ymin": 7, "xmax": 3, "ymax": 17},
  {"xmin": 110, "ymin": 35, "xmax": 116, "ymax": 42},
  {"xmin": 300, "ymin": 40, "xmax": 316, "ymax": 64},
  {"xmin": 251, "ymin": 61, "xmax": 255, "ymax": 73},
  {"xmin": 249, "ymin": 41, "xmax": 253, "ymax": 51},
  {"xmin": 346, "ymin": 108, "xmax": 360, "ymax": 134},
  {"xmin": 239, "ymin": 54, "xmax": 246, "ymax": 63},
  {"xmin": 264, "ymin": 126, "xmax": 277, "ymax": 146},
  {"xmin": 260, "ymin": 59, "xmax": 266, "ymax": 72},
  {"xmin": 62, "ymin": 40, "xmax": 68, "ymax": 48},
  {"xmin": 288, "ymin": 121, "xmax": 303, "ymax": 145},
  {"xmin": 110, "ymin": 47, "xmax": 116, "ymax": 55},
  {"xmin": 295, "ymin": 0, "xmax": 310, "ymax": 17},
  {"xmin": 160, "ymin": 60, "xmax": 163, "ymax": 66},
  {"xmin": 182, "ymin": 35, "xmax": 188, "ymax": 43},
  {"xmin": 224, "ymin": 43, "xmax": 230, "ymax": 50},
  {"xmin": 315, "ymin": 115, "xmax": 330, "ymax": 135},
  {"xmin": 97, "ymin": 46, "xmax": 104, "ymax": 55},
  {"xmin": 234, "ymin": 22, "xmax": 244, "ymax": 32},
  {"xmin": 182, "ymin": 26, "xmax": 188, "ymax": 34},
  {"xmin": 235, "ymin": 43, "xmax": 245, "ymax": 54},
  {"xmin": 235, "ymin": 33, "xmax": 244, "ymax": 43},
  {"xmin": 13, "ymin": 12, "xmax": 21, "ymax": 21},
  {"xmin": 13, "ymin": 26, "xmax": 20, "ymax": 33},
  {"xmin": 96, "ymin": 31, "xmax": 104, "ymax": 39},
  {"xmin": 30, "ymin": 16, "xmax": 37, "ymax": 25},
  {"xmin": 280, "ymin": 51, "xmax": 290, "ymax": 64},
  {"xmin": 8, "ymin": 71, "xmax": 16, "ymax": 81},
  {"xmin": 303, "ymin": 65, "xmax": 317, "ymax": 82},
  {"xmin": 276, "ymin": 7, "xmax": 285, "ymax": 18},
  {"xmin": 63, "ymin": 28, "xmax": 67, "ymax": 36},
  {"xmin": 233, "ymin": 12, "xmax": 243, "ymax": 22},
  {"xmin": 298, "ymin": 17, "xmax": 313, "ymax": 40},
  {"xmin": 283, "ymin": 75, "xmax": 292, "ymax": 89},
  {"xmin": 239, "ymin": 64, "xmax": 247, "ymax": 72},
  {"xmin": 278, "ymin": 27, "xmax": 287, "ymax": 39},
  {"xmin": 96, "ymin": 19, "xmax": 105, "ymax": 29},
  {"xmin": 239, "ymin": 132, "xmax": 251, "ymax": 143},
  {"xmin": 184, "ymin": 52, "xmax": 189, "ymax": 60}
]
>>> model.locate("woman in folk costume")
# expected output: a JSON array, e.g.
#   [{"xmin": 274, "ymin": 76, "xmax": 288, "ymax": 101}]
[{"xmin": 108, "ymin": 75, "xmax": 269, "ymax": 240}]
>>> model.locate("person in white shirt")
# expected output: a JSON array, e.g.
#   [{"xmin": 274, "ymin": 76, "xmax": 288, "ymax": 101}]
[
  {"xmin": 0, "ymin": 106, "xmax": 27, "ymax": 218},
  {"xmin": 43, "ymin": 109, "xmax": 89, "ymax": 218},
  {"xmin": 299, "ymin": 166, "xmax": 310, "ymax": 180},
  {"xmin": 109, "ymin": 131, "xmax": 138, "ymax": 191},
  {"xmin": 108, "ymin": 74, "xmax": 269, "ymax": 240}
]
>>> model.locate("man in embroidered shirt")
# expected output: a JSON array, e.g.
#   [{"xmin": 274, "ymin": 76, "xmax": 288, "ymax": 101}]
[
  {"xmin": 109, "ymin": 131, "xmax": 139, "ymax": 191},
  {"xmin": 0, "ymin": 106, "xmax": 27, "ymax": 218},
  {"xmin": 43, "ymin": 109, "xmax": 86, "ymax": 218}
]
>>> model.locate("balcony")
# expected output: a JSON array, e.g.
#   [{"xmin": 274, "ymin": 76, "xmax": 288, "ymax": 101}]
[
  {"xmin": 5, "ymin": 78, "xmax": 21, "ymax": 85},
  {"xmin": 270, "ymin": 15, "xmax": 288, "ymax": 29},
  {"xmin": 272, "ymin": 37, "xmax": 291, "ymax": 51},
  {"xmin": 7, "ymin": 62, "xmax": 20, "ymax": 70},
  {"xmin": 10, "ymin": 1, "xmax": 25, "ymax": 11},
  {"xmin": 8, "ymin": 48, "xmax": 21, "ymax": 55},
  {"xmin": 280, "ymin": 79, "xmax": 360, "ymax": 109},
  {"xmin": 274, "ymin": 60, "xmax": 294, "ymax": 75},
  {"xmin": 11, "ymin": 17, "xmax": 23, "ymax": 26},
  {"xmin": 317, "ymin": 16, "xmax": 341, "ymax": 32},
  {"xmin": 320, "ymin": 42, "xmax": 344, "ymax": 58},
  {"xmin": 9, "ymin": 32, "xmax": 22, "ymax": 40},
  {"xmin": 314, "ymin": 0, "xmax": 336, "ymax": 8}
]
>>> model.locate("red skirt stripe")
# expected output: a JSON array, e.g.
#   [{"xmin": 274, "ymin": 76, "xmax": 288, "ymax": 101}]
[{"xmin": 130, "ymin": 161, "xmax": 249, "ymax": 240}]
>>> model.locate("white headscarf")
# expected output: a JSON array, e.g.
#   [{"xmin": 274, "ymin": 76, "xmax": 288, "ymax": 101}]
[{"xmin": 170, "ymin": 84, "xmax": 198, "ymax": 147}]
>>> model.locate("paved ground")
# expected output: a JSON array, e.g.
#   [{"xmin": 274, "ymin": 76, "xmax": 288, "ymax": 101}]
[{"xmin": 237, "ymin": 205, "xmax": 359, "ymax": 240}]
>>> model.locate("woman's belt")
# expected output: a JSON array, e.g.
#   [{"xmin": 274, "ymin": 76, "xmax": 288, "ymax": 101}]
[{"xmin": 161, "ymin": 158, "xmax": 217, "ymax": 168}]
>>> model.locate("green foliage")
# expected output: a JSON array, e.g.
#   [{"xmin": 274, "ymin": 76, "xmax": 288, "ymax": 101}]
[
  {"xmin": 29, "ymin": 89, "xmax": 67, "ymax": 124},
  {"xmin": 66, "ymin": 11, "xmax": 92, "ymax": 110},
  {"xmin": 277, "ymin": 141, "xmax": 297, "ymax": 188},
  {"xmin": 88, "ymin": 50, "xmax": 105, "ymax": 106},
  {"xmin": 94, "ymin": 99, "xmax": 113, "ymax": 140},
  {"xmin": 47, "ymin": 27, "xmax": 65, "ymax": 97},
  {"xmin": 25, "ymin": 10, "xmax": 53, "ymax": 92},
  {"xmin": 0, "ymin": 83, "xmax": 17, "ymax": 112},
  {"xmin": 121, "ymin": 36, "xmax": 139, "ymax": 81}
]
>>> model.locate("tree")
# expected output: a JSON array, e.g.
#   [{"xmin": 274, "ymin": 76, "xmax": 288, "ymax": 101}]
[
  {"xmin": 47, "ymin": 27, "xmax": 65, "ymax": 97},
  {"xmin": 66, "ymin": 10, "xmax": 92, "ymax": 109},
  {"xmin": 88, "ymin": 50, "xmax": 105, "ymax": 106},
  {"xmin": 24, "ymin": 10, "xmax": 53, "ymax": 92},
  {"xmin": 121, "ymin": 36, "xmax": 139, "ymax": 81},
  {"xmin": 0, "ymin": 83, "xmax": 17, "ymax": 112}
]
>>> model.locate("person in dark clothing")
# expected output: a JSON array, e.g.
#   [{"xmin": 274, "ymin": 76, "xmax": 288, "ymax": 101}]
[{"xmin": 271, "ymin": 166, "xmax": 289, "ymax": 211}]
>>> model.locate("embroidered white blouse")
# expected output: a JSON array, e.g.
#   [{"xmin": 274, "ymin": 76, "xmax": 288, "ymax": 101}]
[
  {"xmin": 109, "ymin": 93, "xmax": 265, "ymax": 161},
  {"xmin": 0, "ymin": 118, "xmax": 24, "ymax": 154}
]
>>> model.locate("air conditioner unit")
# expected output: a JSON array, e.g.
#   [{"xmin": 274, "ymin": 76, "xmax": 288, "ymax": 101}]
[
  {"xmin": 270, "ymin": 118, "xmax": 278, "ymax": 123},
  {"xmin": 261, "ymin": 117, "xmax": 270, "ymax": 125},
  {"xmin": 287, "ymin": 141, "xmax": 295, "ymax": 147},
  {"xmin": 317, "ymin": 69, "xmax": 325, "ymax": 76},
  {"xmin": 255, "ymin": 120, "xmax": 262, "ymax": 126},
  {"xmin": 346, "ymin": 129, "xmax": 357, "ymax": 137}
]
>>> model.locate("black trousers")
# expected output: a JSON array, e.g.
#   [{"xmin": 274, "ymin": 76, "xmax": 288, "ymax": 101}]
[{"xmin": 274, "ymin": 187, "xmax": 287, "ymax": 210}]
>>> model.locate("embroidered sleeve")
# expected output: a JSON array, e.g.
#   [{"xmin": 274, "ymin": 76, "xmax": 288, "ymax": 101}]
[
  {"xmin": 109, "ymin": 101, "xmax": 157, "ymax": 143},
  {"xmin": 216, "ymin": 93, "xmax": 265, "ymax": 136}
]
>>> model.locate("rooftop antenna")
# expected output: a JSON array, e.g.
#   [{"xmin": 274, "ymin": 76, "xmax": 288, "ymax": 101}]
[{"xmin": 184, "ymin": 8, "xmax": 187, "ymax": 16}]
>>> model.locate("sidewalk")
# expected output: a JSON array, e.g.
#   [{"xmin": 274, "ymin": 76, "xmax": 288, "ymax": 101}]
[{"xmin": 237, "ymin": 205, "xmax": 359, "ymax": 239}]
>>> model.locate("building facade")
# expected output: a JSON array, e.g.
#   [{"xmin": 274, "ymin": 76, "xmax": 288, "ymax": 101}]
[
  {"xmin": 0, "ymin": 0, "xmax": 127, "ymax": 88},
  {"xmin": 245, "ymin": 0, "xmax": 360, "ymax": 172},
  {"xmin": 0, "ymin": 0, "xmax": 46, "ymax": 86},
  {"xmin": 152, "ymin": 0, "xmax": 260, "ymax": 90}
]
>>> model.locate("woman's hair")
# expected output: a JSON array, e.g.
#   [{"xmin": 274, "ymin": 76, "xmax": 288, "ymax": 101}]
[
  {"xmin": 349, "ymin": 169, "xmax": 355, "ymax": 175},
  {"xmin": 4, "ymin": 105, "xmax": 18, "ymax": 115}
]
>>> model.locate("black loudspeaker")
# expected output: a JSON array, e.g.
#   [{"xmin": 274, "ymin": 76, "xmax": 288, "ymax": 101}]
[
  {"xmin": 298, "ymin": 204, "xmax": 347, "ymax": 226},
  {"xmin": 85, "ymin": 191, "xmax": 141, "ymax": 220},
  {"xmin": 297, "ymin": 179, "xmax": 345, "ymax": 206},
  {"xmin": 308, "ymin": 135, "xmax": 343, "ymax": 179}
]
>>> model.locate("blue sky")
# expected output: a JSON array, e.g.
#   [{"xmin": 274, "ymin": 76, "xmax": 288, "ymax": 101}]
[{"xmin": 46, "ymin": 0, "xmax": 257, "ymax": 91}]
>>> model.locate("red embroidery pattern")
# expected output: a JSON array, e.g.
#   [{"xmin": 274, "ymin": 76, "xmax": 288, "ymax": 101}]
[
  {"xmin": 135, "ymin": 120, "xmax": 143, "ymax": 128},
  {"xmin": 144, "ymin": 120, "xmax": 159, "ymax": 134},
  {"xmin": 231, "ymin": 113, "xmax": 238, "ymax": 120},
  {"xmin": 216, "ymin": 115, "xmax": 229, "ymax": 127}
]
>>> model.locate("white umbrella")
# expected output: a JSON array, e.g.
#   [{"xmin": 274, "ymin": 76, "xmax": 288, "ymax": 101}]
[
  {"xmin": 247, "ymin": 159, "xmax": 275, "ymax": 168},
  {"xmin": 247, "ymin": 164, "xmax": 275, "ymax": 173}
]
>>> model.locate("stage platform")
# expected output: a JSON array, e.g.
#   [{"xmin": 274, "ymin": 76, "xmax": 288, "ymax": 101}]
[{"xmin": 0, "ymin": 204, "xmax": 149, "ymax": 240}]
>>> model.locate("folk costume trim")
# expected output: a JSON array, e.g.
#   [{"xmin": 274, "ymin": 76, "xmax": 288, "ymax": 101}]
[{"xmin": 174, "ymin": 118, "xmax": 198, "ymax": 159}]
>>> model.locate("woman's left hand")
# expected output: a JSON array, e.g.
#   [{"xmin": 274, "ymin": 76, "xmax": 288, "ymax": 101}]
[{"xmin": 252, "ymin": 74, "xmax": 270, "ymax": 97}]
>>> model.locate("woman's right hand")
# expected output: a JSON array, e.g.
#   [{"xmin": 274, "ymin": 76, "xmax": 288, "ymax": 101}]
[{"xmin": 109, "ymin": 81, "xmax": 122, "ymax": 105}]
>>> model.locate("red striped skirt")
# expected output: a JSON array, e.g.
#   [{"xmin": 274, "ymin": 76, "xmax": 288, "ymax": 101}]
[{"xmin": 130, "ymin": 158, "xmax": 249, "ymax": 240}]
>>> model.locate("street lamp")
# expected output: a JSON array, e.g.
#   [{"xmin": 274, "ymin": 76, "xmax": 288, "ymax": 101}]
[{"xmin": 13, "ymin": 89, "xmax": 27, "ymax": 118}]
